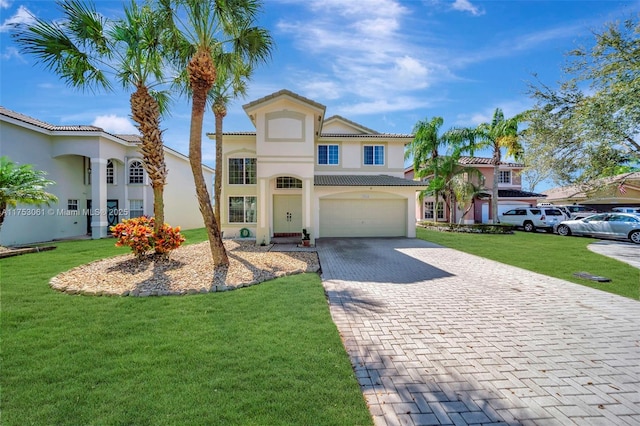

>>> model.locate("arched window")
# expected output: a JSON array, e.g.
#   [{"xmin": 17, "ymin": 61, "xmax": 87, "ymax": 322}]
[
  {"xmin": 106, "ymin": 160, "xmax": 115, "ymax": 184},
  {"xmin": 128, "ymin": 160, "xmax": 144, "ymax": 184},
  {"xmin": 276, "ymin": 176, "xmax": 302, "ymax": 189}
]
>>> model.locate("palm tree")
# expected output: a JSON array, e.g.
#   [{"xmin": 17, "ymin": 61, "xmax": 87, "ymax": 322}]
[
  {"xmin": 209, "ymin": 54, "xmax": 255, "ymax": 227},
  {"xmin": 471, "ymin": 108, "xmax": 523, "ymax": 223},
  {"xmin": 13, "ymin": 0, "xmax": 170, "ymax": 241},
  {"xmin": 162, "ymin": 0, "xmax": 272, "ymax": 266},
  {"xmin": 0, "ymin": 156, "xmax": 57, "ymax": 234},
  {"xmin": 406, "ymin": 117, "xmax": 447, "ymax": 221}
]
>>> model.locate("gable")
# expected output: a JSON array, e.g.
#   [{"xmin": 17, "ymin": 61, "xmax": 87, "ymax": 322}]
[{"xmin": 322, "ymin": 115, "xmax": 379, "ymax": 135}]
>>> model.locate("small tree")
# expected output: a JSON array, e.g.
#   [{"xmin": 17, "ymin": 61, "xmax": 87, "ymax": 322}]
[{"xmin": 0, "ymin": 156, "xmax": 57, "ymax": 234}]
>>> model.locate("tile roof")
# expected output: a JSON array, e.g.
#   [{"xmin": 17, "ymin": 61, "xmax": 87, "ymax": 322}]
[
  {"xmin": 498, "ymin": 189, "xmax": 547, "ymax": 198},
  {"xmin": 320, "ymin": 133, "xmax": 413, "ymax": 139},
  {"xmin": 214, "ymin": 131, "xmax": 412, "ymax": 139},
  {"xmin": 314, "ymin": 174, "xmax": 428, "ymax": 187},
  {"xmin": 0, "ymin": 106, "xmax": 103, "ymax": 132},
  {"xmin": 458, "ymin": 156, "xmax": 524, "ymax": 167},
  {"xmin": 323, "ymin": 115, "xmax": 380, "ymax": 135}
]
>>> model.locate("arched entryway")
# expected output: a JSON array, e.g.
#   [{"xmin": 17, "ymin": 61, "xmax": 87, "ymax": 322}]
[{"xmin": 272, "ymin": 176, "xmax": 303, "ymax": 237}]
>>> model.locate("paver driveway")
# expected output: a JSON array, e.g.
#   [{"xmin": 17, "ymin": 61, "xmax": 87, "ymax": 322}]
[{"xmin": 316, "ymin": 238, "xmax": 640, "ymax": 426}]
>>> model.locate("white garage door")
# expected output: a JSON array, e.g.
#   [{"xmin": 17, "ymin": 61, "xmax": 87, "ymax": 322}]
[{"xmin": 319, "ymin": 198, "xmax": 406, "ymax": 237}]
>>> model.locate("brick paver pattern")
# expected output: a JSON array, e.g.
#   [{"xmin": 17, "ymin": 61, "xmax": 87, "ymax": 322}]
[{"xmin": 317, "ymin": 238, "xmax": 640, "ymax": 426}]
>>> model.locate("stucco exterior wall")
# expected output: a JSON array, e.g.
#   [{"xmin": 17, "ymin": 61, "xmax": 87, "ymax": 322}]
[{"xmin": 0, "ymin": 113, "xmax": 213, "ymax": 246}]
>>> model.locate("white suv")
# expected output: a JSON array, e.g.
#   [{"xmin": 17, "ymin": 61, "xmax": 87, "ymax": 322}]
[{"xmin": 498, "ymin": 207, "xmax": 565, "ymax": 232}]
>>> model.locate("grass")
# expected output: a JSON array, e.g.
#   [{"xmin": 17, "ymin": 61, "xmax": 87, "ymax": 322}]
[
  {"xmin": 417, "ymin": 227, "xmax": 640, "ymax": 300},
  {"xmin": 1, "ymin": 229, "xmax": 373, "ymax": 426}
]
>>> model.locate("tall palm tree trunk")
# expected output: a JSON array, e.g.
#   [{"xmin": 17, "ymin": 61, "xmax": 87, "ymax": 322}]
[
  {"xmin": 188, "ymin": 48, "xmax": 228, "ymax": 266},
  {"xmin": 213, "ymin": 103, "xmax": 226, "ymax": 229},
  {"xmin": 131, "ymin": 85, "xmax": 167, "ymax": 237}
]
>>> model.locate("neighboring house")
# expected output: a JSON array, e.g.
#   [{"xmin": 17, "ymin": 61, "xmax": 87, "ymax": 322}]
[
  {"xmin": 405, "ymin": 157, "xmax": 546, "ymax": 224},
  {"xmin": 207, "ymin": 89, "xmax": 427, "ymax": 245},
  {"xmin": 0, "ymin": 106, "xmax": 214, "ymax": 246},
  {"xmin": 541, "ymin": 172, "xmax": 640, "ymax": 211}
]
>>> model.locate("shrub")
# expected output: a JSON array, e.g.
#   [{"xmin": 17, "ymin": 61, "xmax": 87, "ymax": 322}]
[{"xmin": 110, "ymin": 217, "xmax": 184, "ymax": 259}]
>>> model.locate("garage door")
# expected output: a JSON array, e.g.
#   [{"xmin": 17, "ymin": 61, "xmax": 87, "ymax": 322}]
[{"xmin": 319, "ymin": 198, "xmax": 406, "ymax": 237}]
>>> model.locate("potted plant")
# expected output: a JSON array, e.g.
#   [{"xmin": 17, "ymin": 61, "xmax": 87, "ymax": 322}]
[{"xmin": 301, "ymin": 228, "xmax": 311, "ymax": 247}]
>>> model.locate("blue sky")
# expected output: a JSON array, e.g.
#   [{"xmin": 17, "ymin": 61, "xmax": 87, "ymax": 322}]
[{"xmin": 1, "ymin": 0, "xmax": 639, "ymax": 191}]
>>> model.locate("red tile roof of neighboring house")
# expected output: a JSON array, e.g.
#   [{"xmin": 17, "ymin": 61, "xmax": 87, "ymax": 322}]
[{"xmin": 457, "ymin": 156, "xmax": 524, "ymax": 167}]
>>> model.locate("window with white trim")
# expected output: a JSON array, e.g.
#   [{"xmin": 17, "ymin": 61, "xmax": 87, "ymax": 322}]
[
  {"xmin": 228, "ymin": 158, "xmax": 256, "ymax": 184},
  {"xmin": 363, "ymin": 145, "xmax": 384, "ymax": 165},
  {"xmin": 318, "ymin": 144, "xmax": 339, "ymax": 165},
  {"xmin": 498, "ymin": 170, "xmax": 511, "ymax": 184},
  {"xmin": 68, "ymin": 199, "xmax": 78, "ymax": 211},
  {"xmin": 106, "ymin": 160, "xmax": 115, "ymax": 184},
  {"xmin": 129, "ymin": 199, "xmax": 143, "ymax": 218},
  {"xmin": 229, "ymin": 196, "xmax": 256, "ymax": 223},
  {"xmin": 276, "ymin": 176, "xmax": 302, "ymax": 189},
  {"xmin": 128, "ymin": 160, "xmax": 144, "ymax": 184},
  {"xmin": 424, "ymin": 201, "xmax": 444, "ymax": 220}
]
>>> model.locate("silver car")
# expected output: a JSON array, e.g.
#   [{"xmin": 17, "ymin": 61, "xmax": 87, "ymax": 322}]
[{"xmin": 556, "ymin": 213, "xmax": 640, "ymax": 244}]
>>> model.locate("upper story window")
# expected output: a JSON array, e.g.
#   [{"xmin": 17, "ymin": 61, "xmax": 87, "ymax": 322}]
[
  {"xmin": 106, "ymin": 160, "xmax": 115, "ymax": 184},
  {"xmin": 364, "ymin": 145, "xmax": 384, "ymax": 166},
  {"xmin": 498, "ymin": 170, "xmax": 511, "ymax": 184},
  {"xmin": 276, "ymin": 176, "xmax": 302, "ymax": 189},
  {"xmin": 229, "ymin": 158, "xmax": 256, "ymax": 184},
  {"xmin": 318, "ymin": 144, "xmax": 339, "ymax": 165},
  {"xmin": 128, "ymin": 160, "xmax": 144, "ymax": 184}
]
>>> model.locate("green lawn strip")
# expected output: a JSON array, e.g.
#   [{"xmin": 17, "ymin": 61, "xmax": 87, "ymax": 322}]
[
  {"xmin": 417, "ymin": 228, "xmax": 639, "ymax": 300},
  {"xmin": 1, "ymin": 232, "xmax": 372, "ymax": 426}
]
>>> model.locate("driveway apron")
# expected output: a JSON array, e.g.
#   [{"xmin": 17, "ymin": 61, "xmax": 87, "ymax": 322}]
[{"xmin": 317, "ymin": 238, "xmax": 640, "ymax": 426}]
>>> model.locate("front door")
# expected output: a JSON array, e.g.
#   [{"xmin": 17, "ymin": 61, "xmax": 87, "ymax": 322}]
[
  {"xmin": 87, "ymin": 199, "xmax": 119, "ymax": 234},
  {"xmin": 107, "ymin": 199, "xmax": 119, "ymax": 229},
  {"xmin": 273, "ymin": 195, "xmax": 302, "ymax": 236}
]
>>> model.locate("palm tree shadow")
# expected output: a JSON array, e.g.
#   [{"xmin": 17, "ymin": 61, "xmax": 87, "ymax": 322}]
[{"xmin": 106, "ymin": 255, "xmax": 187, "ymax": 294}]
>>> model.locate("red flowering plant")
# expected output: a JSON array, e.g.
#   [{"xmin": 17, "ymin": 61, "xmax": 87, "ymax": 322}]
[
  {"xmin": 153, "ymin": 223, "xmax": 185, "ymax": 256},
  {"xmin": 110, "ymin": 216, "xmax": 184, "ymax": 259}
]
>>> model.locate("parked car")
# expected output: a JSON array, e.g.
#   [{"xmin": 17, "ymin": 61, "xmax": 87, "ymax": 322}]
[
  {"xmin": 611, "ymin": 206, "xmax": 640, "ymax": 214},
  {"xmin": 537, "ymin": 203, "xmax": 571, "ymax": 220},
  {"xmin": 499, "ymin": 207, "xmax": 566, "ymax": 232},
  {"xmin": 559, "ymin": 204, "xmax": 599, "ymax": 219},
  {"xmin": 556, "ymin": 213, "xmax": 640, "ymax": 244}
]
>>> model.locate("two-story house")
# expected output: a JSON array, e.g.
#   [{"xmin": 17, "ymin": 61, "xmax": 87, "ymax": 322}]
[
  {"xmin": 0, "ymin": 106, "xmax": 214, "ymax": 246},
  {"xmin": 405, "ymin": 156, "xmax": 545, "ymax": 224},
  {"xmin": 208, "ymin": 89, "xmax": 427, "ymax": 245}
]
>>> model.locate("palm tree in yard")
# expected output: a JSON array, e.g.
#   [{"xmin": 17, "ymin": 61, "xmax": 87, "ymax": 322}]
[
  {"xmin": 471, "ymin": 108, "xmax": 523, "ymax": 223},
  {"xmin": 406, "ymin": 117, "xmax": 448, "ymax": 221},
  {"xmin": 0, "ymin": 156, "xmax": 57, "ymax": 235},
  {"xmin": 13, "ymin": 0, "xmax": 170, "ymax": 241},
  {"xmin": 161, "ymin": 0, "xmax": 272, "ymax": 266}
]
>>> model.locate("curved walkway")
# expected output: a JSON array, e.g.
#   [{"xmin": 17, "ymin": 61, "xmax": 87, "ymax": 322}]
[
  {"xmin": 587, "ymin": 240, "xmax": 640, "ymax": 269},
  {"xmin": 317, "ymin": 238, "xmax": 640, "ymax": 426}
]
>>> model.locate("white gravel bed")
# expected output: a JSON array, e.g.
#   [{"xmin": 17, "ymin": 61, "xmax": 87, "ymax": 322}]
[{"xmin": 49, "ymin": 240, "xmax": 320, "ymax": 297}]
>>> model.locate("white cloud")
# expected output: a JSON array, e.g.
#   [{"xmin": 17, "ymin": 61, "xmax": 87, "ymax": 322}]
[
  {"xmin": 451, "ymin": 0, "xmax": 484, "ymax": 16},
  {"xmin": 0, "ymin": 0, "xmax": 11, "ymax": 9},
  {"xmin": 92, "ymin": 115, "xmax": 137, "ymax": 134},
  {"xmin": 0, "ymin": 46, "xmax": 21, "ymax": 60},
  {"xmin": 0, "ymin": 5, "xmax": 35, "ymax": 32}
]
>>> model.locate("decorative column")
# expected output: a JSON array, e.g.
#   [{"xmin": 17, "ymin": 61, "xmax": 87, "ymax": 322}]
[
  {"xmin": 90, "ymin": 158, "xmax": 108, "ymax": 238},
  {"xmin": 255, "ymin": 177, "xmax": 269, "ymax": 245},
  {"xmin": 303, "ymin": 178, "xmax": 314, "ymax": 244}
]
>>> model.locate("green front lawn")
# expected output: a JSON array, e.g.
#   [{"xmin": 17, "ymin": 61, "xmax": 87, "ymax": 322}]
[
  {"xmin": 417, "ymin": 227, "xmax": 640, "ymax": 300},
  {"xmin": 1, "ymin": 229, "xmax": 372, "ymax": 426}
]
